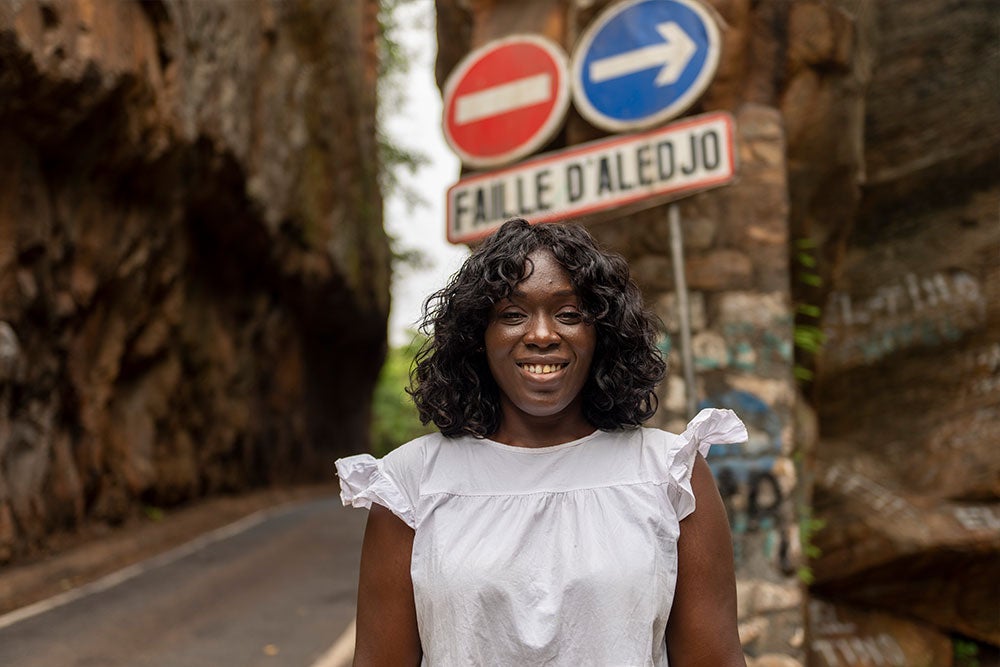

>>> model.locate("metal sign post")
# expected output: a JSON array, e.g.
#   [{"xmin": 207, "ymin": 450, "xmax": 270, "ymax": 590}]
[{"xmin": 668, "ymin": 202, "xmax": 698, "ymax": 418}]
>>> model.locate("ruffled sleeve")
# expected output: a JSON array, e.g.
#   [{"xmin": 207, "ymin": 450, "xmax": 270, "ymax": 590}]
[
  {"xmin": 335, "ymin": 454, "xmax": 416, "ymax": 529},
  {"xmin": 668, "ymin": 408, "xmax": 748, "ymax": 521}
]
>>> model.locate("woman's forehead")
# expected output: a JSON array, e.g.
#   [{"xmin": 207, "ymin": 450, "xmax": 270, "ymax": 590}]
[{"xmin": 517, "ymin": 251, "xmax": 574, "ymax": 287}]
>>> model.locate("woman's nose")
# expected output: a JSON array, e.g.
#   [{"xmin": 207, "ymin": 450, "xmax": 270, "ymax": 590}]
[{"xmin": 524, "ymin": 316, "xmax": 560, "ymax": 347}]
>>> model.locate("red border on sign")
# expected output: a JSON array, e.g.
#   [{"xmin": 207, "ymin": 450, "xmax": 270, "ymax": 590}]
[
  {"xmin": 446, "ymin": 112, "xmax": 737, "ymax": 244},
  {"xmin": 441, "ymin": 35, "xmax": 571, "ymax": 170}
]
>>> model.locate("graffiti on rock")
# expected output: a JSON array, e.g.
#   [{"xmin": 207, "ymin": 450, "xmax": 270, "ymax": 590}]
[
  {"xmin": 952, "ymin": 505, "xmax": 1000, "ymax": 532},
  {"xmin": 812, "ymin": 635, "xmax": 907, "ymax": 667},
  {"xmin": 700, "ymin": 390, "xmax": 792, "ymax": 572},
  {"xmin": 824, "ymin": 269, "xmax": 985, "ymax": 369},
  {"xmin": 692, "ymin": 324, "xmax": 792, "ymax": 373},
  {"xmin": 967, "ymin": 342, "xmax": 1000, "ymax": 396},
  {"xmin": 810, "ymin": 602, "xmax": 907, "ymax": 667},
  {"xmin": 821, "ymin": 464, "xmax": 924, "ymax": 527}
]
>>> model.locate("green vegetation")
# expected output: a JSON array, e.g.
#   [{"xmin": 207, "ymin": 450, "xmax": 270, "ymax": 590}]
[
  {"xmin": 376, "ymin": 0, "xmax": 429, "ymax": 208},
  {"xmin": 792, "ymin": 237, "xmax": 825, "ymax": 384},
  {"xmin": 790, "ymin": 237, "xmax": 828, "ymax": 582},
  {"xmin": 796, "ymin": 506, "xmax": 826, "ymax": 585},
  {"xmin": 954, "ymin": 638, "xmax": 981, "ymax": 667},
  {"xmin": 371, "ymin": 334, "xmax": 434, "ymax": 457}
]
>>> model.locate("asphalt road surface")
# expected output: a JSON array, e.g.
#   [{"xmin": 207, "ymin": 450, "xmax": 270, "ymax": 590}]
[{"xmin": 0, "ymin": 497, "xmax": 367, "ymax": 667}]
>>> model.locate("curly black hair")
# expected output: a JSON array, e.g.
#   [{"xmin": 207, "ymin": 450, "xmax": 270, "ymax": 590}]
[{"xmin": 409, "ymin": 218, "xmax": 666, "ymax": 438}]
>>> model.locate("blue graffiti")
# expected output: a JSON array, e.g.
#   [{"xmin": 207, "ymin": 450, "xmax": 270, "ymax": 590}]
[{"xmin": 699, "ymin": 390, "xmax": 792, "ymax": 573}]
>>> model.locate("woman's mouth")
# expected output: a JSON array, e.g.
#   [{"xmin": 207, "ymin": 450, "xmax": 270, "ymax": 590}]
[{"xmin": 517, "ymin": 362, "xmax": 568, "ymax": 375}]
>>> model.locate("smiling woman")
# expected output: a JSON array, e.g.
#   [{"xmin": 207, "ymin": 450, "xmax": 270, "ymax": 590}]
[
  {"xmin": 410, "ymin": 219, "xmax": 665, "ymax": 440},
  {"xmin": 483, "ymin": 250, "xmax": 598, "ymax": 447},
  {"xmin": 335, "ymin": 218, "xmax": 748, "ymax": 666}
]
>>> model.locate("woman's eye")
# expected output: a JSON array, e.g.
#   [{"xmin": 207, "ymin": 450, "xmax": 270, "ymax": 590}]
[
  {"xmin": 499, "ymin": 311, "xmax": 525, "ymax": 322},
  {"xmin": 557, "ymin": 311, "xmax": 583, "ymax": 323}
]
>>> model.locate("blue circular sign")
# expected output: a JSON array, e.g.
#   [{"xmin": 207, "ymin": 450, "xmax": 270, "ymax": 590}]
[{"xmin": 571, "ymin": 0, "xmax": 721, "ymax": 132}]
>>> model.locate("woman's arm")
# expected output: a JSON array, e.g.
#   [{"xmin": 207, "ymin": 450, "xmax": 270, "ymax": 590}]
[
  {"xmin": 666, "ymin": 454, "xmax": 747, "ymax": 667},
  {"xmin": 353, "ymin": 504, "xmax": 422, "ymax": 667}
]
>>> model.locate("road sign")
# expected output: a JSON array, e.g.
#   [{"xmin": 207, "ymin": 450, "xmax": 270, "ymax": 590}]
[
  {"xmin": 442, "ymin": 35, "xmax": 571, "ymax": 170},
  {"xmin": 446, "ymin": 112, "xmax": 735, "ymax": 244},
  {"xmin": 571, "ymin": 0, "xmax": 721, "ymax": 132}
]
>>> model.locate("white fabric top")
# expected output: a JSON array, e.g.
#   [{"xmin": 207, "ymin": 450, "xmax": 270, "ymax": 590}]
[{"xmin": 336, "ymin": 408, "xmax": 746, "ymax": 666}]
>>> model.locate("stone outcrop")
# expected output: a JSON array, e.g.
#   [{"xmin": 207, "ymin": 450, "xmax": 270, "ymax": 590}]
[
  {"xmin": 0, "ymin": 0, "xmax": 390, "ymax": 562},
  {"xmin": 809, "ymin": 0, "xmax": 1000, "ymax": 653}
]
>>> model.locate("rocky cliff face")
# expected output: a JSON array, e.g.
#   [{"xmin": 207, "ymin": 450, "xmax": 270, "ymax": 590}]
[
  {"xmin": 0, "ymin": 0, "xmax": 390, "ymax": 563},
  {"xmin": 809, "ymin": 0, "xmax": 999, "ymax": 656}
]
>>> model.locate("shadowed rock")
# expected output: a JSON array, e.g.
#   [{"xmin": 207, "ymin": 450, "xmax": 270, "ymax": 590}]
[{"xmin": 0, "ymin": 0, "xmax": 389, "ymax": 563}]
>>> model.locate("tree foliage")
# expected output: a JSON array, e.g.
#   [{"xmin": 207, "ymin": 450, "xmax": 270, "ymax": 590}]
[{"xmin": 371, "ymin": 334, "xmax": 434, "ymax": 456}]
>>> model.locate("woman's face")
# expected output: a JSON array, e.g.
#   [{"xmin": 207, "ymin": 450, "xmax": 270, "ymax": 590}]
[{"xmin": 484, "ymin": 250, "xmax": 596, "ymax": 427}]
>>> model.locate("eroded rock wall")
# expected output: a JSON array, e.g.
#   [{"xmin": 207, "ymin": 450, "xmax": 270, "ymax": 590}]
[
  {"xmin": 809, "ymin": 0, "xmax": 1000, "ymax": 658},
  {"xmin": 0, "ymin": 0, "xmax": 390, "ymax": 562}
]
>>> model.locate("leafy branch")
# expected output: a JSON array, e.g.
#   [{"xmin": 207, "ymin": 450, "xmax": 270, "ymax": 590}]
[
  {"xmin": 792, "ymin": 238, "xmax": 825, "ymax": 383},
  {"xmin": 376, "ymin": 0, "xmax": 430, "ymax": 208}
]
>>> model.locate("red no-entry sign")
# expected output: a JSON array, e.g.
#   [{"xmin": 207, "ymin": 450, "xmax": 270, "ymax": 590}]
[{"xmin": 442, "ymin": 35, "xmax": 570, "ymax": 170}]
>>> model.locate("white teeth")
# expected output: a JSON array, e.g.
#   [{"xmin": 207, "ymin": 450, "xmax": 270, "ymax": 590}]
[{"xmin": 521, "ymin": 363, "xmax": 564, "ymax": 375}]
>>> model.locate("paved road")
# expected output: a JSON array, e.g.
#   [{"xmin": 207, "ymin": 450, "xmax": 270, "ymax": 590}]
[{"xmin": 0, "ymin": 497, "xmax": 367, "ymax": 667}]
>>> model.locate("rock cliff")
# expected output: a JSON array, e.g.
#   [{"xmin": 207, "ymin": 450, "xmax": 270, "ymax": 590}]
[
  {"xmin": 0, "ymin": 0, "xmax": 390, "ymax": 562},
  {"xmin": 810, "ymin": 0, "xmax": 999, "ymax": 653}
]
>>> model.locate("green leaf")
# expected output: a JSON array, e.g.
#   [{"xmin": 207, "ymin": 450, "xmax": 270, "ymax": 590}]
[
  {"xmin": 796, "ymin": 304, "xmax": 821, "ymax": 318},
  {"xmin": 794, "ymin": 327, "xmax": 826, "ymax": 353},
  {"xmin": 800, "ymin": 273, "xmax": 823, "ymax": 287},
  {"xmin": 142, "ymin": 505, "xmax": 165, "ymax": 521},
  {"xmin": 795, "ymin": 251, "xmax": 817, "ymax": 268}
]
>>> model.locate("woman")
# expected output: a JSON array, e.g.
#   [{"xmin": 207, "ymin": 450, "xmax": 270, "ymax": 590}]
[{"xmin": 337, "ymin": 219, "xmax": 747, "ymax": 666}]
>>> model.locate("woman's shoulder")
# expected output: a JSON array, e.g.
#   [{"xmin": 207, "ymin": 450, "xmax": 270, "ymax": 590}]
[
  {"xmin": 381, "ymin": 431, "xmax": 448, "ymax": 478},
  {"xmin": 334, "ymin": 432, "xmax": 449, "ymax": 528},
  {"xmin": 636, "ymin": 409, "xmax": 748, "ymax": 454}
]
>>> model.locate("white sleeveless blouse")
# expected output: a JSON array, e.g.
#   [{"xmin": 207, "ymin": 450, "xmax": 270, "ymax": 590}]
[{"xmin": 336, "ymin": 408, "xmax": 746, "ymax": 666}]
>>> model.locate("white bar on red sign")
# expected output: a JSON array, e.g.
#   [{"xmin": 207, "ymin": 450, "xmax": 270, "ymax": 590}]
[
  {"xmin": 446, "ymin": 112, "xmax": 736, "ymax": 244},
  {"xmin": 455, "ymin": 73, "xmax": 552, "ymax": 125}
]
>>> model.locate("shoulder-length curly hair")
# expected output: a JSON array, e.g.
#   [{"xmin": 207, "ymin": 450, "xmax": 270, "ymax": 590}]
[{"xmin": 409, "ymin": 218, "xmax": 666, "ymax": 438}]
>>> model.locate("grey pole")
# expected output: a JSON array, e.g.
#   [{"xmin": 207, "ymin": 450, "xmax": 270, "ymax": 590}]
[{"xmin": 668, "ymin": 203, "xmax": 698, "ymax": 419}]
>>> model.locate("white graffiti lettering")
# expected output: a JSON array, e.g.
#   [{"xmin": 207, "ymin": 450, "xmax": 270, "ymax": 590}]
[
  {"xmin": 828, "ymin": 270, "xmax": 983, "ymax": 326},
  {"xmin": 823, "ymin": 270, "xmax": 986, "ymax": 369},
  {"xmin": 812, "ymin": 634, "xmax": 907, "ymax": 666},
  {"xmin": 810, "ymin": 600, "xmax": 857, "ymax": 635},
  {"xmin": 967, "ymin": 343, "xmax": 1000, "ymax": 396},
  {"xmin": 822, "ymin": 465, "xmax": 923, "ymax": 527},
  {"xmin": 953, "ymin": 506, "xmax": 1000, "ymax": 532}
]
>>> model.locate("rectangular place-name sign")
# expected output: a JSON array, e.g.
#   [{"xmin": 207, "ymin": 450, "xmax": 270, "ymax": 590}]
[{"xmin": 446, "ymin": 111, "xmax": 736, "ymax": 244}]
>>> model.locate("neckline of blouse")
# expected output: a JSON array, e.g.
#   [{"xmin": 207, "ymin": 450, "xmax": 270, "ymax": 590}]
[{"xmin": 475, "ymin": 429, "xmax": 604, "ymax": 453}]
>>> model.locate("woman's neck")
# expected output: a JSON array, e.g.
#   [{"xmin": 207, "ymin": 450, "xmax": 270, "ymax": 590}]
[{"xmin": 490, "ymin": 404, "xmax": 596, "ymax": 448}]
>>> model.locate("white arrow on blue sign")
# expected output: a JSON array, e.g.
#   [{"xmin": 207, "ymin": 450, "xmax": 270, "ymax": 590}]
[{"xmin": 571, "ymin": 0, "xmax": 721, "ymax": 132}]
